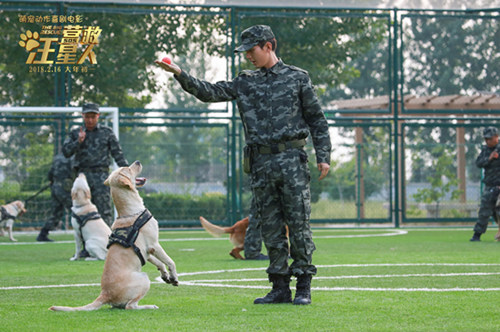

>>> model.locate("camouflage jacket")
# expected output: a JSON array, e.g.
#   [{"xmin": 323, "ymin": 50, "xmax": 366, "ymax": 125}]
[
  {"xmin": 62, "ymin": 124, "xmax": 128, "ymax": 171},
  {"xmin": 48, "ymin": 153, "xmax": 74, "ymax": 190},
  {"xmin": 476, "ymin": 144, "xmax": 500, "ymax": 186},
  {"xmin": 175, "ymin": 60, "xmax": 331, "ymax": 164}
]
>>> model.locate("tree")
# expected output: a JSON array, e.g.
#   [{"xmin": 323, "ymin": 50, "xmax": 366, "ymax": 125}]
[
  {"xmin": 237, "ymin": 11, "xmax": 389, "ymax": 104},
  {"xmin": 403, "ymin": 15, "xmax": 499, "ymax": 96},
  {"xmin": 0, "ymin": 7, "xmax": 228, "ymax": 107}
]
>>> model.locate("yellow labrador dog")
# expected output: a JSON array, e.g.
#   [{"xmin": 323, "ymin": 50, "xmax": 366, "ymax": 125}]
[
  {"xmin": 50, "ymin": 161, "xmax": 178, "ymax": 311},
  {"xmin": 0, "ymin": 200, "xmax": 26, "ymax": 242},
  {"xmin": 69, "ymin": 173, "xmax": 111, "ymax": 261}
]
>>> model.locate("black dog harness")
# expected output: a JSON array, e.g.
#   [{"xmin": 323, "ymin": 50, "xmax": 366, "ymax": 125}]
[
  {"xmin": 0, "ymin": 206, "xmax": 16, "ymax": 222},
  {"xmin": 107, "ymin": 209, "xmax": 152, "ymax": 266},
  {"xmin": 71, "ymin": 210, "xmax": 102, "ymax": 228}
]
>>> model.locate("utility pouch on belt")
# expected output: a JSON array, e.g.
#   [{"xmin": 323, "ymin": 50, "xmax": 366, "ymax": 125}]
[{"xmin": 243, "ymin": 145, "xmax": 252, "ymax": 174}]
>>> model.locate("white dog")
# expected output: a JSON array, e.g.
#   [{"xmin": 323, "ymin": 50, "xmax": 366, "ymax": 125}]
[
  {"xmin": 69, "ymin": 173, "xmax": 111, "ymax": 261},
  {"xmin": 50, "ymin": 161, "xmax": 178, "ymax": 311},
  {"xmin": 0, "ymin": 200, "xmax": 26, "ymax": 242}
]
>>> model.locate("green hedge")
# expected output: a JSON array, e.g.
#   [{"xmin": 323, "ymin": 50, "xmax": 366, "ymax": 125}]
[
  {"xmin": 1, "ymin": 190, "xmax": 227, "ymax": 227},
  {"xmin": 141, "ymin": 192, "xmax": 227, "ymax": 224}
]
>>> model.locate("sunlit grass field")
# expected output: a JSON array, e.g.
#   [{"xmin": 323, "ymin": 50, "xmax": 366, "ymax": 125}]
[{"xmin": 1, "ymin": 227, "xmax": 499, "ymax": 331}]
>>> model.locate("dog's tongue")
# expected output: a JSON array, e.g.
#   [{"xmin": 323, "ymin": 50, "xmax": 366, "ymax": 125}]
[{"xmin": 136, "ymin": 177, "xmax": 146, "ymax": 187}]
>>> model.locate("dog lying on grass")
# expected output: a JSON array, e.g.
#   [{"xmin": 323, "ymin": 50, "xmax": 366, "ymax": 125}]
[
  {"xmin": 0, "ymin": 200, "xmax": 26, "ymax": 242},
  {"xmin": 50, "ymin": 161, "xmax": 178, "ymax": 311},
  {"xmin": 69, "ymin": 173, "xmax": 111, "ymax": 261}
]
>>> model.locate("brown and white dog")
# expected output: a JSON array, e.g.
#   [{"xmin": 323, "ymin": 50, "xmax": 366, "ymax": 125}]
[
  {"xmin": 199, "ymin": 216, "xmax": 249, "ymax": 259},
  {"xmin": 200, "ymin": 215, "xmax": 289, "ymax": 260},
  {"xmin": 69, "ymin": 173, "xmax": 111, "ymax": 261},
  {"xmin": 50, "ymin": 161, "xmax": 178, "ymax": 311},
  {"xmin": 0, "ymin": 200, "xmax": 26, "ymax": 242}
]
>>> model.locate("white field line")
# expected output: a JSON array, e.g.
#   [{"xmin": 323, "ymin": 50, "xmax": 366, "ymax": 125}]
[
  {"xmin": 0, "ymin": 229, "xmax": 408, "ymax": 246},
  {"xmin": 179, "ymin": 271, "xmax": 500, "ymax": 283},
  {"xmin": 3, "ymin": 264, "xmax": 500, "ymax": 292}
]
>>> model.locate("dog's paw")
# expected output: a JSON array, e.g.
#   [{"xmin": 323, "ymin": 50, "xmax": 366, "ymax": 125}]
[
  {"xmin": 69, "ymin": 255, "xmax": 79, "ymax": 261},
  {"xmin": 10, "ymin": 238, "xmax": 17, "ymax": 242},
  {"xmin": 169, "ymin": 277, "xmax": 179, "ymax": 286},
  {"xmin": 161, "ymin": 274, "xmax": 179, "ymax": 286}
]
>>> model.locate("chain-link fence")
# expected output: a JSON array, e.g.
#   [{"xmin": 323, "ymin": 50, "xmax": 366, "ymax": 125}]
[{"xmin": 1, "ymin": 2, "xmax": 498, "ymax": 229}]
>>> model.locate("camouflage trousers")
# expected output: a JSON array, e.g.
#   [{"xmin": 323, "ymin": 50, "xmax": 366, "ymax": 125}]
[
  {"xmin": 473, "ymin": 185, "xmax": 500, "ymax": 234},
  {"xmin": 244, "ymin": 198, "xmax": 263, "ymax": 259},
  {"xmin": 85, "ymin": 171, "xmax": 113, "ymax": 226},
  {"xmin": 250, "ymin": 148, "xmax": 316, "ymax": 277},
  {"xmin": 41, "ymin": 182, "xmax": 72, "ymax": 231}
]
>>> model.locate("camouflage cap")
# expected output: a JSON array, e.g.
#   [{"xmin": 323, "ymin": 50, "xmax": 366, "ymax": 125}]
[
  {"xmin": 483, "ymin": 127, "xmax": 498, "ymax": 138},
  {"xmin": 82, "ymin": 102, "xmax": 100, "ymax": 114},
  {"xmin": 234, "ymin": 25, "xmax": 275, "ymax": 53}
]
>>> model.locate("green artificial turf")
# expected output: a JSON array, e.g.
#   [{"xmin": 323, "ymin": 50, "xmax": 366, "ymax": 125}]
[{"xmin": 1, "ymin": 228, "xmax": 499, "ymax": 331}]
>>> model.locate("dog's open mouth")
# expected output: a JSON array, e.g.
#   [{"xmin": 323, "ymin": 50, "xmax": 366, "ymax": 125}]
[{"xmin": 136, "ymin": 177, "xmax": 146, "ymax": 187}]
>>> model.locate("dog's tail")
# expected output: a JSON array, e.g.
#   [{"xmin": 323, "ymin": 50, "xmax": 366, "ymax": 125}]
[
  {"xmin": 49, "ymin": 295, "xmax": 105, "ymax": 312},
  {"xmin": 199, "ymin": 216, "xmax": 230, "ymax": 237}
]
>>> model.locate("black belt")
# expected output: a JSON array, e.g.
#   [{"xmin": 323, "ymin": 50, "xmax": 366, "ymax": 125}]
[{"xmin": 256, "ymin": 139, "xmax": 307, "ymax": 154}]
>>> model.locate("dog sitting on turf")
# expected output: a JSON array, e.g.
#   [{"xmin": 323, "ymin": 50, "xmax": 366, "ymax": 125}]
[
  {"xmin": 69, "ymin": 173, "xmax": 111, "ymax": 261},
  {"xmin": 50, "ymin": 161, "xmax": 178, "ymax": 311},
  {"xmin": 0, "ymin": 200, "xmax": 26, "ymax": 242}
]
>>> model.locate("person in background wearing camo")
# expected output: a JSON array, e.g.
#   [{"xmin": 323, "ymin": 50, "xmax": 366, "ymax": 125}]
[
  {"xmin": 244, "ymin": 197, "xmax": 268, "ymax": 260},
  {"xmin": 156, "ymin": 25, "xmax": 331, "ymax": 305},
  {"xmin": 36, "ymin": 153, "xmax": 74, "ymax": 242},
  {"xmin": 470, "ymin": 127, "xmax": 500, "ymax": 242},
  {"xmin": 62, "ymin": 102, "xmax": 128, "ymax": 229}
]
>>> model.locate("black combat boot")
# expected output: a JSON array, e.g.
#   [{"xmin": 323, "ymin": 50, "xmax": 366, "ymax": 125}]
[
  {"xmin": 293, "ymin": 274, "xmax": 312, "ymax": 305},
  {"xmin": 254, "ymin": 274, "xmax": 292, "ymax": 304},
  {"xmin": 469, "ymin": 232, "xmax": 481, "ymax": 242},
  {"xmin": 36, "ymin": 228, "xmax": 53, "ymax": 242}
]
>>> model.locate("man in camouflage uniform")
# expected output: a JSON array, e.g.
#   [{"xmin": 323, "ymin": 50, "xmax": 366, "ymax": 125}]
[
  {"xmin": 156, "ymin": 25, "xmax": 331, "ymax": 305},
  {"xmin": 62, "ymin": 102, "xmax": 128, "ymax": 227},
  {"xmin": 36, "ymin": 153, "xmax": 74, "ymax": 242},
  {"xmin": 470, "ymin": 127, "xmax": 500, "ymax": 242}
]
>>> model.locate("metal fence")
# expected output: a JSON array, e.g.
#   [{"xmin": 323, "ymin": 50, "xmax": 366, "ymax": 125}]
[{"xmin": 0, "ymin": 2, "xmax": 498, "ymax": 228}]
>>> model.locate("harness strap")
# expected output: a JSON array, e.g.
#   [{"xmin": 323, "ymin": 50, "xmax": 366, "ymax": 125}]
[
  {"xmin": 71, "ymin": 210, "xmax": 102, "ymax": 228},
  {"xmin": 1, "ymin": 206, "xmax": 16, "ymax": 221},
  {"xmin": 107, "ymin": 209, "xmax": 152, "ymax": 266}
]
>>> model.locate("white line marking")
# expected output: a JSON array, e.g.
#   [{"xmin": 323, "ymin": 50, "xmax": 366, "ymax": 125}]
[
  {"xmin": 4, "ymin": 263, "xmax": 499, "ymax": 292},
  {"xmin": 314, "ymin": 229, "xmax": 408, "ymax": 238},
  {"xmin": 168, "ymin": 283, "xmax": 500, "ymax": 292},
  {"xmin": 1, "ymin": 283, "xmax": 100, "ymax": 290},
  {"xmin": 178, "ymin": 272, "xmax": 500, "ymax": 283},
  {"xmin": 0, "ymin": 229, "xmax": 408, "ymax": 246}
]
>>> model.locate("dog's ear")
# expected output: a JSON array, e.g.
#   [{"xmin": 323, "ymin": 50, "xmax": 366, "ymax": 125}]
[
  {"xmin": 104, "ymin": 176, "xmax": 110, "ymax": 186},
  {"xmin": 85, "ymin": 189, "xmax": 91, "ymax": 200},
  {"xmin": 118, "ymin": 173, "xmax": 135, "ymax": 190}
]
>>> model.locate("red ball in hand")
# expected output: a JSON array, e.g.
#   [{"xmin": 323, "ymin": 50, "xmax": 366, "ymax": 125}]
[{"xmin": 162, "ymin": 56, "xmax": 172, "ymax": 65}]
